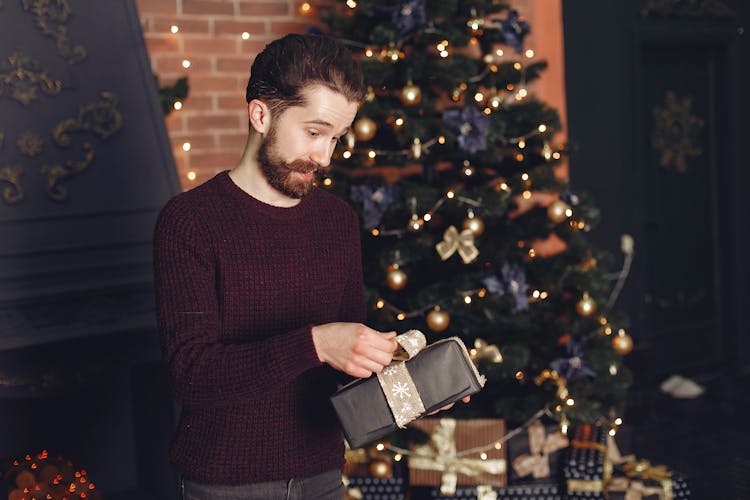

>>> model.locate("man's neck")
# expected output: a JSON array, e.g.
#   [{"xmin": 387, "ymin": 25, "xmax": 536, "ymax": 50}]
[{"xmin": 229, "ymin": 134, "xmax": 301, "ymax": 208}]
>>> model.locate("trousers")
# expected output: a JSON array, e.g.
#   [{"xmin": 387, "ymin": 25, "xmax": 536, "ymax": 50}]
[{"xmin": 181, "ymin": 468, "xmax": 344, "ymax": 500}]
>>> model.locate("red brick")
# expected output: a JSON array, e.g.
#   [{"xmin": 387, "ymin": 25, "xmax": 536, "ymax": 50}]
[
  {"xmin": 178, "ymin": 166, "xmax": 221, "ymax": 190},
  {"xmin": 239, "ymin": 39, "xmax": 270, "ymax": 55},
  {"xmin": 145, "ymin": 35, "xmax": 180, "ymax": 54},
  {"xmin": 214, "ymin": 20, "xmax": 266, "ymax": 36},
  {"xmin": 218, "ymin": 95, "xmax": 248, "ymax": 111},
  {"xmin": 183, "ymin": 0, "xmax": 235, "ymax": 16},
  {"xmin": 155, "ymin": 55, "xmax": 213, "ymax": 73},
  {"xmin": 152, "ymin": 18, "xmax": 210, "ymax": 34},
  {"xmin": 189, "ymin": 151, "xmax": 240, "ymax": 169},
  {"xmin": 183, "ymin": 37, "xmax": 238, "ymax": 54},
  {"xmin": 136, "ymin": 0, "xmax": 178, "ymax": 15},
  {"xmin": 238, "ymin": 2, "xmax": 291, "ymax": 17},
  {"xmin": 165, "ymin": 113, "xmax": 185, "ymax": 134},
  {"xmin": 180, "ymin": 95, "xmax": 215, "ymax": 111},
  {"xmin": 171, "ymin": 133, "xmax": 216, "ymax": 150},
  {"xmin": 187, "ymin": 113, "xmax": 243, "ymax": 131},
  {"xmin": 218, "ymin": 132, "xmax": 249, "ymax": 149},
  {"xmin": 189, "ymin": 75, "xmax": 238, "ymax": 93},
  {"xmin": 269, "ymin": 21, "xmax": 312, "ymax": 35},
  {"xmin": 216, "ymin": 56, "xmax": 252, "ymax": 73}
]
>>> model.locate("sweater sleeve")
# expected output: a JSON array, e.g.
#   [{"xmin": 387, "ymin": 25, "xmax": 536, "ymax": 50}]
[
  {"xmin": 337, "ymin": 208, "xmax": 367, "ymax": 324},
  {"xmin": 153, "ymin": 199, "xmax": 323, "ymax": 409}
]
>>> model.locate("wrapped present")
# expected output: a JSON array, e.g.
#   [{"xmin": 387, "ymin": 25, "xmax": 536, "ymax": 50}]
[
  {"xmin": 425, "ymin": 483, "xmax": 561, "ymax": 499},
  {"xmin": 344, "ymin": 442, "xmax": 404, "ymax": 479},
  {"xmin": 509, "ymin": 420, "xmax": 569, "ymax": 482},
  {"xmin": 608, "ymin": 460, "xmax": 691, "ymax": 500},
  {"xmin": 408, "ymin": 418, "xmax": 507, "ymax": 495},
  {"xmin": 345, "ymin": 476, "xmax": 405, "ymax": 500},
  {"xmin": 562, "ymin": 424, "xmax": 610, "ymax": 499},
  {"xmin": 331, "ymin": 330, "xmax": 486, "ymax": 449}
]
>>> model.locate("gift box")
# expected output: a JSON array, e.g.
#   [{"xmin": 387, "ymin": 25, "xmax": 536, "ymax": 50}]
[
  {"xmin": 345, "ymin": 476, "xmax": 406, "ymax": 500},
  {"xmin": 408, "ymin": 418, "xmax": 507, "ymax": 495},
  {"xmin": 508, "ymin": 420, "xmax": 568, "ymax": 483},
  {"xmin": 607, "ymin": 461, "xmax": 691, "ymax": 499},
  {"xmin": 421, "ymin": 483, "xmax": 561, "ymax": 500},
  {"xmin": 331, "ymin": 330, "xmax": 486, "ymax": 449},
  {"xmin": 344, "ymin": 443, "xmax": 404, "ymax": 479},
  {"xmin": 562, "ymin": 424, "xmax": 609, "ymax": 500}
]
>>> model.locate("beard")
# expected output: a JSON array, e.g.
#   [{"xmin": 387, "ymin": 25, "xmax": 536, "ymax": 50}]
[{"xmin": 257, "ymin": 125, "xmax": 328, "ymax": 199}]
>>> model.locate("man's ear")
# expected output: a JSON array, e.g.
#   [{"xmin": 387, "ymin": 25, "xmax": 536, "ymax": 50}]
[{"xmin": 248, "ymin": 99, "xmax": 271, "ymax": 135}]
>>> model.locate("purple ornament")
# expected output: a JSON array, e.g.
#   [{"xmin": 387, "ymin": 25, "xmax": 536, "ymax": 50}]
[
  {"xmin": 350, "ymin": 182, "xmax": 398, "ymax": 229},
  {"xmin": 377, "ymin": 0, "xmax": 427, "ymax": 35},
  {"xmin": 482, "ymin": 262, "xmax": 528, "ymax": 313},
  {"xmin": 442, "ymin": 105, "xmax": 490, "ymax": 154},
  {"xmin": 493, "ymin": 9, "xmax": 529, "ymax": 53},
  {"xmin": 550, "ymin": 339, "xmax": 597, "ymax": 382}
]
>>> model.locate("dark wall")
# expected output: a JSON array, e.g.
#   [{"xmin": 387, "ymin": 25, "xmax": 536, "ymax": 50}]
[{"xmin": 562, "ymin": 0, "xmax": 749, "ymax": 375}]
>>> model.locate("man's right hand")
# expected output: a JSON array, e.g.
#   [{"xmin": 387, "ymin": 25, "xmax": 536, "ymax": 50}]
[{"xmin": 311, "ymin": 323, "xmax": 398, "ymax": 378}]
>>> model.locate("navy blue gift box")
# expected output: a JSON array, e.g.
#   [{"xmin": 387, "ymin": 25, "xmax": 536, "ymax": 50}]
[
  {"xmin": 421, "ymin": 483, "xmax": 560, "ymax": 499},
  {"xmin": 345, "ymin": 476, "xmax": 405, "ymax": 500}
]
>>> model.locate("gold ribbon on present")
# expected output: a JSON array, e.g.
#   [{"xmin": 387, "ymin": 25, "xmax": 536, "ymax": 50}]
[
  {"xmin": 436, "ymin": 225, "xmax": 479, "ymax": 263},
  {"xmin": 619, "ymin": 460, "xmax": 673, "ymax": 500},
  {"xmin": 409, "ymin": 418, "xmax": 506, "ymax": 495},
  {"xmin": 476, "ymin": 485, "xmax": 498, "ymax": 500},
  {"xmin": 376, "ymin": 330, "xmax": 427, "ymax": 428},
  {"xmin": 566, "ymin": 434, "xmax": 613, "ymax": 496},
  {"xmin": 608, "ymin": 476, "xmax": 669, "ymax": 500},
  {"xmin": 511, "ymin": 420, "xmax": 569, "ymax": 479},
  {"xmin": 470, "ymin": 338, "xmax": 503, "ymax": 363}
]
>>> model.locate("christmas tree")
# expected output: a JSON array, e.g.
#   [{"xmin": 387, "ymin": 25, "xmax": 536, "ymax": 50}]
[{"xmin": 319, "ymin": 0, "xmax": 633, "ymax": 431}]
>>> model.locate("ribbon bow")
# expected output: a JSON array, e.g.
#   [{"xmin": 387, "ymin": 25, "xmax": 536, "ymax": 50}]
[
  {"xmin": 470, "ymin": 338, "xmax": 503, "ymax": 363},
  {"xmin": 376, "ymin": 330, "xmax": 427, "ymax": 428},
  {"xmin": 409, "ymin": 418, "xmax": 506, "ymax": 495},
  {"xmin": 511, "ymin": 420, "xmax": 569, "ymax": 479},
  {"xmin": 609, "ymin": 476, "xmax": 670, "ymax": 500},
  {"xmin": 436, "ymin": 225, "xmax": 479, "ymax": 263}
]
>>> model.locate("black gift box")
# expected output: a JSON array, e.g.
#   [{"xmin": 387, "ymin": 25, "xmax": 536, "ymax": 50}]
[
  {"xmin": 346, "ymin": 477, "xmax": 406, "ymax": 500},
  {"xmin": 418, "ymin": 483, "xmax": 560, "ymax": 499},
  {"xmin": 331, "ymin": 336, "xmax": 485, "ymax": 449}
]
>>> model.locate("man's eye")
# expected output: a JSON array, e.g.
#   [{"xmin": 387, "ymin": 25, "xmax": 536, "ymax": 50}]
[{"xmin": 308, "ymin": 130, "xmax": 319, "ymax": 137}]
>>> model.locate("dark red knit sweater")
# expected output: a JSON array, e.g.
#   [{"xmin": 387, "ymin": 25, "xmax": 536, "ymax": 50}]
[{"xmin": 153, "ymin": 171, "xmax": 365, "ymax": 484}]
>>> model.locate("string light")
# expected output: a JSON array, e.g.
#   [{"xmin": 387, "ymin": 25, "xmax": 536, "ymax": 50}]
[
  {"xmin": 342, "ymin": 150, "xmax": 352, "ymax": 159},
  {"xmin": 365, "ymin": 47, "xmax": 374, "ymax": 57},
  {"xmin": 346, "ymin": 0, "xmax": 357, "ymax": 7},
  {"xmin": 525, "ymin": 49, "xmax": 535, "ymax": 58},
  {"xmin": 173, "ymin": 101, "xmax": 182, "ymax": 110},
  {"xmin": 186, "ymin": 171, "xmax": 196, "ymax": 181},
  {"xmin": 181, "ymin": 59, "xmax": 191, "ymax": 68},
  {"xmin": 299, "ymin": 2, "xmax": 312, "ymax": 14},
  {"xmin": 182, "ymin": 142, "xmax": 191, "ymax": 151},
  {"xmin": 367, "ymin": 150, "xmax": 376, "ymax": 159},
  {"xmin": 538, "ymin": 124, "xmax": 548, "ymax": 133},
  {"xmin": 615, "ymin": 417, "xmax": 623, "ymax": 426},
  {"xmin": 241, "ymin": 31, "xmax": 250, "ymax": 40},
  {"xmin": 170, "ymin": 25, "xmax": 179, "ymax": 34}
]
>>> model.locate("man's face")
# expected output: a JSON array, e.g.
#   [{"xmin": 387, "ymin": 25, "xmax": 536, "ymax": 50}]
[{"xmin": 257, "ymin": 85, "xmax": 359, "ymax": 199}]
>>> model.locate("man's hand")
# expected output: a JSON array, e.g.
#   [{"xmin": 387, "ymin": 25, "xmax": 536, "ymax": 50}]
[{"xmin": 312, "ymin": 322, "xmax": 398, "ymax": 378}]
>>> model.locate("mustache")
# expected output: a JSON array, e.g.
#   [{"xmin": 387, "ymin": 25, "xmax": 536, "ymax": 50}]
[{"xmin": 285, "ymin": 159, "xmax": 329, "ymax": 175}]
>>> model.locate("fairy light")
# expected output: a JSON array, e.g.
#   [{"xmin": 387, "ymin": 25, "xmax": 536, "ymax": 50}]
[
  {"xmin": 566, "ymin": 398, "xmax": 575, "ymax": 406},
  {"xmin": 522, "ymin": 190, "xmax": 532, "ymax": 199},
  {"xmin": 170, "ymin": 25, "xmax": 179, "ymax": 34},
  {"xmin": 609, "ymin": 428, "xmax": 617, "ymax": 437},
  {"xmin": 496, "ymin": 48, "xmax": 504, "ymax": 57},
  {"xmin": 394, "ymin": 454, "xmax": 403, "ymax": 461},
  {"xmin": 365, "ymin": 47, "xmax": 374, "ymax": 57},
  {"xmin": 521, "ymin": 173, "xmax": 529, "ymax": 181},
  {"xmin": 532, "ymin": 290, "xmax": 541, "ymax": 299},
  {"xmin": 173, "ymin": 101, "xmax": 182, "ymax": 110},
  {"xmin": 474, "ymin": 92, "xmax": 484, "ymax": 102},
  {"xmin": 395, "ymin": 117, "xmax": 404, "ymax": 126},
  {"xmin": 371, "ymin": 228, "xmax": 380, "ymax": 236},
  {"xmin": 342, "ymin": 150, "xmax": 352, "ymax": 159},
  {"xmin": 517, "ymin": 88, "xmax": 528, "ymax": 98},
  {"xmin": 423, "ymin": 213, "xmax": 432, "ymax": 222},
  {"xmin": 446, "ymin": 190, "xmax": 455, "ymax": 199},
  {"xmin": 182, "ymin": 59, "xmax": 191, "ymax": 68},
  {"xmin": 540, "ymin": 291, "xmax": 549, "ymax": 299},
  {"xmin": 515, "ymin": 152, "xmax": 524, "ymax": 161},
  {"xmin": 346, "ymin": 0, "xmax": 357, "ymax": 8},
  {"xmin": 182, "ymin": 142, "xmax": 191, "ymax": 151},
  {"xmin": 438, "ymin": 135, "xmax": 446, "ymax": 144},
  {"xmin": 615, "ymin": 417, "xmax": 623, "ymax": 426},
  {"xmin": 553, "ymin": 152, "xmax": 562, "ymax": 160},
  {"xmin": 499, "ymin": 182, "xmax": 509, "ymax": 191},
  {"xmin": 440, "ymin": 50, "xmax": 449, "ymax": 58},
  {"xmin": 186, "ymin": 171, "xmax": 196, "ymax": 181},
  {"xmin": 538, "ymin": 124, "xmax": 548, "ymax": 133},
  {"xmin": 299, "ymin": 2, "xmax": 312, "ymax": 14},
  {"xmin": 494, "ymin": 442, "xmax": 502, "ymax": 450},
  {"xmin": 525, "ymin": 49, "xmax": 535, "ymax": 58},
  {"xmin": 610, "ymin": 364, "xmax": 618, "ymax": 375},
  {"xmin": 241, "ymin": 31, "xmax": 250, "ymax": 40},
  {"xmin": 376, "ymin": 443, "xmax": 385, "ymax": 451},
  {"xmin": 528, "ymin": 248, "xmax": 537, "ymax": 258},
  {"xmin": 513, "ymin": 62, "xmax": 522, "ymax": 70},
  {"xmin": 518, "ymin": 139, "xmax": 526, "ymax": 149},
  {"xmin": 322, "ymin": 177, "xmax": 333, "ymax": 187},
  {"xmin": 368, "ymin": 150, "xmax": 376, "ymax": 159},
  {"xmin": 480, "ymin": 452, "xmax": 488, "ymax": 460},
  {"xmin": 397, "ymin": 312, "xmax": 406, "ymax": 320},
  {"xmin": 464, "ymin": 295, "xmax": 472, "ymax": 304}
]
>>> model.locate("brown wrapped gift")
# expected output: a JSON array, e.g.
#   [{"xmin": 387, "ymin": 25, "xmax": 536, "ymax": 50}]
[
  {"xmin": 409, "ymin": 418, "xmax": 507, "ymax": 495},
  {"xmin": 330, "ymin": 330, "xmax": 486, "ymax": 449}
]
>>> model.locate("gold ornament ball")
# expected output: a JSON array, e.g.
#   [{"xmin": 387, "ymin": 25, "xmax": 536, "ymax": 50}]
[
  {"xmin": 547, "ymin": 200, "xmax": 571, "ymax": 224},
  {"xmin": 353, "ymin": 116, "xmax": 377, "ymax": 141},
  {"xmin": 426, "ymin": 308, "xmax": 450, "ymax": 332},
  {"xmin": 386, "ymin": 267, "xmax": 408, "ymax": 290},
  {"xmin": 612, "ymin": 330, "xmax": 634, "ymax": 355},
  {"xmin": 400, "ymin": 82, "xmax": 422, "ymax": 106},
  {"xmin": 463, "ymin": 215, "xmax": 485, "ymax": 236},
  {"xmin": 576, "ymin": 293, "xmax": 597, "ymax": 317},
  {"xmin": 369, "ymin": 459, "xmax": 392, "ymax": 478}
]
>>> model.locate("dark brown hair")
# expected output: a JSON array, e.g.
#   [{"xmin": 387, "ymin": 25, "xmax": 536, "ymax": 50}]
[{"xmin": 245, "ymin": 34, "xmax": 365, "ymax": 116}]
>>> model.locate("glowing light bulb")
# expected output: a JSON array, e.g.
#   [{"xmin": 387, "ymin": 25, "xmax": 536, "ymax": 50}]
[
  {"xmin": 182, "ymin": 142, "xmax": 191, "ymax": 152},
  {"xmin": 525, "ymin": 49, "xmax": 535, "ymax": 58},
  {"xmin": 242, "ymin": 31, "xmax": 250, "ymax": 40},
  {"xmin": 299, "ymin": 2, "xmax": 312, "ymax": 14},
  {"xmin": 538, "ymin": 124, "xmax": 547, "ymax": 133},
  {"xmin": 346, "ymin": 0, "xmax": 357, "ymax": 7},
  {"xmin": 173, "ymin": 101, "xmax": 182, "ymax": 110},
  {"xmin": 182, "ymin": 59, "xmax": 191, "ymax": 68},
  {"xmin": 170, "ymin": 25, "xmax": 179, "ymax": 34},
  {"xmin": 342, "ymin": 150, "xmax": 352, "ymax": 159},
  {"xmin": 186, "ymin": 171, "xmax": 196, "ymax": 181}
]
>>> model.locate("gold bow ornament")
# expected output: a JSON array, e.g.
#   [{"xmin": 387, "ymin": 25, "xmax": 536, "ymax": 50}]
[
  {"xmin": 470, "ymin": 338, "xmax": 503, "ymax": 363},
  {"xmin": 511, "ymin": 420, "xmax": 569, "ymax": 479},
  {"xmin": 436, "ymin": 225, "xmax": 479, "ymax": 263},
  {"xmin": 409, "ymin": 418, "xmax": 506, "ymax": 495},
  {"xmin": 607, "ymin": 460, "xmax": 673, "ymax": 500}
]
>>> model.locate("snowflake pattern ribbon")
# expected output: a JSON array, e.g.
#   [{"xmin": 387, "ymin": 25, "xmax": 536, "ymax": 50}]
[{"xmin": 376, "ymin": 330, "xmax": 427, "ymax": 427}]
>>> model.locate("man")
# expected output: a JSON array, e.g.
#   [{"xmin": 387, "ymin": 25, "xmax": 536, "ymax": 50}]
[{"xmin": 154, "ymin": 34, "xmax": 463, "ymax": 500}]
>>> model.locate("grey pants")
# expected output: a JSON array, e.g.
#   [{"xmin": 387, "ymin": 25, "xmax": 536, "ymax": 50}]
[{"xmin": 181, "ymin": 468, "xmax": 345, "ymax": 500}]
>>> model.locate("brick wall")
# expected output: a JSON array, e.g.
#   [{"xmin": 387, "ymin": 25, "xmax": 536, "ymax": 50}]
[
  {"xmin": 136, "ymin": 0, "xmax": 320, "ymax": 189},
  {"xmin": 136, "ymin": 0, "xmax": 565, "ymax": 190}
]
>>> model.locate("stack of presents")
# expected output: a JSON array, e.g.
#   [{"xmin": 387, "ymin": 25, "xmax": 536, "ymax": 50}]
[{"xmin": 342, "ymin": 418, "xmax": 691, "ymax": 500}]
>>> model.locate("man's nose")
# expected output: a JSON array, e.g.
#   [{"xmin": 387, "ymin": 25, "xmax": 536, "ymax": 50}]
[{"xmin": 310, "ymin": 141, "xmax": 333, "ymax": 167}]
